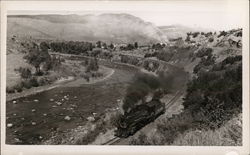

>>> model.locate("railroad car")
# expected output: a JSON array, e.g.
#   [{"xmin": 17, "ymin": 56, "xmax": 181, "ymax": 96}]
[{"xmin": 115, "ymin": 98, "xmax": 165, "ymax": 138}]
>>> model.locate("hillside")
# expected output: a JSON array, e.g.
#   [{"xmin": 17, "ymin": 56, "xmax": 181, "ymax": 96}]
[
  {"xmin": 125, "ymin": 28, "xmax": 242, "ymax": 146},
  {"xmin": 7, "ymin": 14, "xmax": 168, "ymax": 44},
  {"xmin": 6, "ymin": 11, "xmax": 243, "ymax": 146},
  {"xmin": 159, "ymin": 24, "xmax": 213, "ymax": 40}
]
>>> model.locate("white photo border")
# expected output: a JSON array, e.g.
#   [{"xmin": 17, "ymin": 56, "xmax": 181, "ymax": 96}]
[{"xmin": 1, "ymin": 1, "xmax": 249, "ymax": 155}]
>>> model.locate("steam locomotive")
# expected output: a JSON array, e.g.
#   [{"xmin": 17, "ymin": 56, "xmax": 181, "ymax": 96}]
[{"xmin": 114, "ymin": 93, "xmax": 166, "ymax": 138}]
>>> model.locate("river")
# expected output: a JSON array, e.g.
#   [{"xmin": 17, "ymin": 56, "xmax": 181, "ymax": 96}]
[{"xmin": 6, "ymin": 64, "xmax": 139, "ymax": 144}]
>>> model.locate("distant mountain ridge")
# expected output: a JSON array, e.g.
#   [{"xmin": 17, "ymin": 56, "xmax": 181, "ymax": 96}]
[{"xmin": 7, "ymin": 14, "xmax": 168, "ymax": 44}]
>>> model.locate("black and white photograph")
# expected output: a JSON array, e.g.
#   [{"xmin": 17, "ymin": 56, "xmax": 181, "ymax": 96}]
[{"xmin": 1, "ymin": 0, "xmax": 249, "ymax": 154}]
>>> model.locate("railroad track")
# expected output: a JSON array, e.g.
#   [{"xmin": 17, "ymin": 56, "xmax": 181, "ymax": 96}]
[
  {"xmin": 101, "ymin": 137, "xmax": 121, "ymax": 145},
  {"xmin": 101, "ymin": 90, "xmax": 184, "ymax": 145},
  {"xmin": 165, "ymin": 90, "xmax": 183, "ymax": 109}
]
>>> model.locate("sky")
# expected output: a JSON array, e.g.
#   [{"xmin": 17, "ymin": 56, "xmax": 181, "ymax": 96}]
[{"xmin": 7, "ymin": 0, "xmax": 247, "ymax": 31}]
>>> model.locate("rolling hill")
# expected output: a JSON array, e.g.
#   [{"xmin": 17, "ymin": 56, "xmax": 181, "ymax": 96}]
[{"xmin": 7, "ymin": 14, "xmax": 168, "ymax": 44}]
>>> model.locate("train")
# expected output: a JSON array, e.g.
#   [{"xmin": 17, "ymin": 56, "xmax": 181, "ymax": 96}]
[{"xmin": 114, "ymin": 91, "xmax": 166, "ymax": 138}]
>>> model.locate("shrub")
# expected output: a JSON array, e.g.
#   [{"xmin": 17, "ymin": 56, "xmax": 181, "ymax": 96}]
[
  {"xmin": 193, "ymin": 55, "xmax": 215, "ymax": 74},
  {"xmin": 37, "ymin": 77, "xmax": 49, "ymax": 86},
  {"xmin": 130, "ymin": 58, "xmax": 140, "ymax": 66},
  {"xmin": 86, "ymin": 58, "xmax": 99, "ymax": 72},
  {"xmin": 235, "ymin": 31, "xmax": 242, "ymax": 37},
  {"xmin": 156, "ymin": 51, "xmax": 173, "ymax": 62},
  {"xmin": 184, "ymin": 55, "xmax": 242, "ymax": 129},
  {"xmin": 205, "ymin": 32, "xmax": 213, "ymax": 37},
  {"xmin": 130, "ymin": 111, "xmax": 194, "ymax": 145},
  {"xmin": 29, "ymin": 77, "xmax": 39, "ymax": 87},
  {"xmin": 196, "ymin": 48, "xmax": 213, "ymax": 58},
  {"xmin": 185, "ymin": 35, "xmax": 191, "ymax": 42},
  {"xmin": 17, "ymin": 67, "xmax": 32, "ymax": 79},
  {"xmin": 81, "ymin": 59, "xmax": 89, "ymax": 66},
  {"xmin": 75, "ymin": 121, "xmax": 106, "ymax": 145},
  {"xmin": 143, "ymin": 61, "xmax": 160, "ymax": 72},
  {"xmin": 144, "ymin": 52, "xmax": 157, "ymax": 58},
  {"xmin": 35, "ymin": 70, "xmax": 44, "ymax": 76},
  {"xmin": 192, "ymin": 32, "xmax": 200, "ymax": 38},
  {"xmin": 100, "ymin": 51, "xmax": 113, "ymax": 59},
  {"xmin": 13, "ymin": 84, "xmax": 23, "ymax": 92},
  {"xmin": 120, "ymin": 55, "xmax": 129, "ymax": 63},
  {"xmin": 20, "ymin": 80, "xmax": 32, "ymax": 89},
  {"xmin": 44, "ymin": 56, "xmax": 62, "ymax": 71},
  {"xmin": 208, "ymin": 37, "xmax": 214, "ymax": 42},
  {"xmin": 126, "ymin": 44, "xmax": 135, "ymax": 50},
  {"xmin": 120, "ymin": 55, "xmax": 140, "ymax": 66},
  {"xmin": 91, "ymin": 72, "xmax": 103, "ymax": 78},
  {"xmin": 218, "ymin": 31, "xmax": 227, "ymax": 37},
  {"xmin": 152, "ymin": 43, "xmax": 164, "ymax": 50},
  {"xmin": 222, "ymin": 55, "xmax": 242, "ymax": 65},
  {"xmin": 129, "ymin": 132, "xmax": 150, "ymax": 145},
  {"xmin": 156, "ymin": 115, "xmax": 192, "ymax": 145},
  {"xmin": 83, "ymin": 74, "xmax": 90, "ymax": 82},
  {"xmin": 90, "ymin": 48, "xmax": 101, "ymax": 57},
  {"xmin": 6, "ymin": 87, "xmax": 15, "ymax": 93}
]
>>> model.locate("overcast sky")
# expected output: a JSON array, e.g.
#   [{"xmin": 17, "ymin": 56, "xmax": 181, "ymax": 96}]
[{"xmin": 8, "ymin": 0, "xmax": 246, "ymax": 31}]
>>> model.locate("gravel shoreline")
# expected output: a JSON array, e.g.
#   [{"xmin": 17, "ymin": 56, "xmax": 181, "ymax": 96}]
[{"xmin": 6, "ymin": 77, "xmax": 75, "ymax": 102}]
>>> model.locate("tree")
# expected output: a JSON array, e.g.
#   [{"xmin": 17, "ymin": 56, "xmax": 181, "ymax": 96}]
[
  {"xmin": 192, "ymin": 32, "xmax": 200, "ymax": 38},
  {"xmin": 18, "ymin": 67, "xmax": 32, "ymax": 79},
  {"xmin": 86, "ymin": 58, "xmax": 99, "ymax": 72},
  {"xmin": 102, "ymin": 42, "xmax": 107, "ymax": 49},
  {"xmin": 109, "ymin": 43, "xmax": 114, "ymax": 50},
  {"xmin": 40, "ymin": 42, "xmax": 50, "ymax": 52},
  {"xmin": 185, "ymin": 35, "xmax": 190, "ymax": 42},
  {"xmin": 218, "ymin": 31, "xmax": 227, "ymax": 37},
  {"xmin": 134, "ymin": 42, "xmax": 138, "ymax": 49},
  {"xmin": 152, "ymin": 43, "xmax": 163, "ymax": 50},
  {"xmin": 24, "ymin": 43, "xmax": 51, "ymax": 74},
  {"xmin": 208, "ymin": 37, "xmax": 214, "ymax": 42},
  {"xmin": 127, "ymin": 44, "xmax": 134, "ymax": 50},
  {"xmin": 96, "ymin": 41, "xmax": 102, "ymax": 48}
]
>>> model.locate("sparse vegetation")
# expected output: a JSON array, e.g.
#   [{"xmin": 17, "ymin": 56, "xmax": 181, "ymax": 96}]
[{"xmin": 6, "ymin": 14, "xmax": 243, "ymax": 146}]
